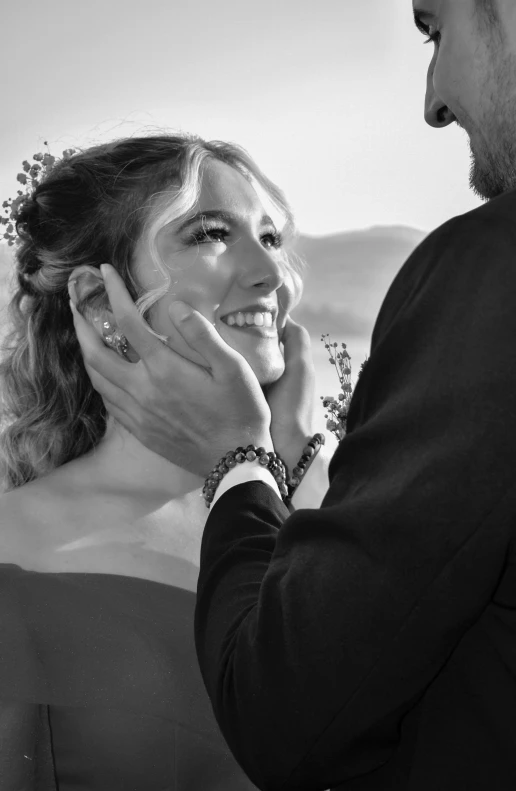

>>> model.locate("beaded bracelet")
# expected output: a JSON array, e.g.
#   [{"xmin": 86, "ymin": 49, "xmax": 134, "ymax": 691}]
[
  {"xmin": 203, "ymin": 444, "xmax": 289, "ymax": 508},
  {"xmin": 285, "ymin": 432, "xmax": 326, "ymax": 504}
]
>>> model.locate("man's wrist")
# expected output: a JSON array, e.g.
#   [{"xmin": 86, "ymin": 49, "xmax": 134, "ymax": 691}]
[
  {"xmin": 204, "ymin": 442, "xmax": 287, "ymax": 508},
  {"xmin": 210, "ymin": 458, "xmax": 282, "ymax": 508},
  {"xmin": 209, "ymin": 433, "xmax": 273, "ymax": 473},
  {"xmin": 276, "ymin": 428, "xmax": 317, "ymax": 476},
  {"xmin": 289, "ymin": 435, "xmax": 334, "ymax": 509},
  {"xmin": 284, "ymin": 432, "xmax": 326, "ymax": 501}
]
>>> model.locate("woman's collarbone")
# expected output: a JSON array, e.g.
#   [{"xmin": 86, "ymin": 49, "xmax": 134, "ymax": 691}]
[{"xmin": 0, "ymin": 481, "xmax": 203, "ymax": 589}]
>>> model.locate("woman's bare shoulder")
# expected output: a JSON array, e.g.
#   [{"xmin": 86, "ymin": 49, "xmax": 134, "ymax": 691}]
[
  {"xmin": 0, "ymin": 476, "xmax": 200, "ymax": 592},
  {"xmin": 0, "ymin": 480, "xmax": 57, "ymax": 564}
]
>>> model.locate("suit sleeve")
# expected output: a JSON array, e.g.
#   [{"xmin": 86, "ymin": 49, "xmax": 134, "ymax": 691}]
[{"xmin": 194, "ymin": 208, "xmax": 516, "ymax": 790}]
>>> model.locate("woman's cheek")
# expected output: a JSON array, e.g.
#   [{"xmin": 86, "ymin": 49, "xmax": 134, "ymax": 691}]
[{"xmin": 147, "ymin": 299, "xmax": 212, "ymax": 369}]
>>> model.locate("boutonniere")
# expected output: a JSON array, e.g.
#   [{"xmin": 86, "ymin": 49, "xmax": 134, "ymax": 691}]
[{"xmin": 320, "ymin": 334, "xmax": 368, "ymax": 441}]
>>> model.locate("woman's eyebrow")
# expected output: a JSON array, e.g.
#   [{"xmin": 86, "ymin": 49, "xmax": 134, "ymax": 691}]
[{"xmin": 176, "ymin": 210, "xmax": 275, "ymax": 233}]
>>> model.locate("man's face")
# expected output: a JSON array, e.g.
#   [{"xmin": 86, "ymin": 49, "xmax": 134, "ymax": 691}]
[{"xmin": 414, "ymin": 0, "xmax": 516, "ymax": 199}]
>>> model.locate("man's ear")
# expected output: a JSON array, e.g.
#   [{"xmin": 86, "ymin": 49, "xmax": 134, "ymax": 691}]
[{"xmin": 68, "ymin": 265, "xmax": 112, "ymax": 326}]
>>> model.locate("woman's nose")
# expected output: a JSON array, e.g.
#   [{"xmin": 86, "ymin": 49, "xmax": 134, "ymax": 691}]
[
  {"xmin": 424, "ymin": 63, "xmax": 456, "ymax": 128},
  {"xmin": 237, "ymin": 240, "xmax": 285, "ymax": 291}
]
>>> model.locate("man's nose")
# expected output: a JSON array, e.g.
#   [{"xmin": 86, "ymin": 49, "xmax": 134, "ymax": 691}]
[{"xmin": 424, "ymin": 63, "xmax": 456, "ymax": 128}]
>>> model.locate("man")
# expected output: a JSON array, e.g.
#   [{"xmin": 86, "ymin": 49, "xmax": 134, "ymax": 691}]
[{"xmin": 73, "ymin": 1, "xmax": 516, "ymax": 788}]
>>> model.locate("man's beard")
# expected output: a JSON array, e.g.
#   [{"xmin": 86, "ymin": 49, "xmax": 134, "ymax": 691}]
[
  {"xmin": 468, "ymin": 131, "xmax": 516, "ymax": 200},
  {"xmin": 466, "ymin": 49, "xmax": 516, "ymax": 201}
]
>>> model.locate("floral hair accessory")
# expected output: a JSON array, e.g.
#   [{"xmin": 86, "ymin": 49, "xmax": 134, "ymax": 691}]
[
  {"xmin": 320, "ymin": 333, "xmax": 368, "ymax": 441},
  {"xmin": 1, "ymin": 143, "xmax": 77, "ymax": 246}
]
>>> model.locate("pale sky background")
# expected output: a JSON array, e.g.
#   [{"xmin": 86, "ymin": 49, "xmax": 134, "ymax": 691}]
[{"xmin": 0, "ymin": 0, "xmax": 481, "ymax": 237}]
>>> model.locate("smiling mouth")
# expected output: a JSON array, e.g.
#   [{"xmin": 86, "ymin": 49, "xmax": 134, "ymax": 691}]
[{"xmin": 219, "ymin": 321, "xmax": 278, "ymax": 338}]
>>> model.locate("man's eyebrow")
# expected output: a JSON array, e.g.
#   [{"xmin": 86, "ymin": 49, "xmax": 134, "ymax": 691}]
[
  {"xmin": 176, "ymin": 210, "xmax": 275, "ymax": 233},
  {"xmin": 413, "ymin": 8, "xmax": 436, "ymax": 34}
]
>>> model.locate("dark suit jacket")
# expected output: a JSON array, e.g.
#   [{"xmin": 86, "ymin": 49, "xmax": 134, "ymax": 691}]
[{"xmin": 194, "ymin": 190, "xmax": 516, "ymax": 791}]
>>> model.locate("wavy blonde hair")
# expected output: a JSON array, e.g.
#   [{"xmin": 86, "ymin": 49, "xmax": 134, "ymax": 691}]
[{"xmin": 0, "ymin": 133, "xmax": 302, "ymax": 491}]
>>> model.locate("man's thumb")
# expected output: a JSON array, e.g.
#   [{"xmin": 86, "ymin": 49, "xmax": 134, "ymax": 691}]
[
  {"xmin": 168, "ymin": 301, "xmax": 241, "ymax": 373},
  {"xmin": 168, "ymin": 301, "xmax": 195, "ymax": 324},
  {"xmin": 281, "ymin": 317, "xmax": 312, "ymax": 365}
]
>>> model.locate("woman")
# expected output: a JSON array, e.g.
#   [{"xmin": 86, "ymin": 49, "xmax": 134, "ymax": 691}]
[{"xmin": 0, "ymin": 134, "xmax": 330, "ymax": 789}]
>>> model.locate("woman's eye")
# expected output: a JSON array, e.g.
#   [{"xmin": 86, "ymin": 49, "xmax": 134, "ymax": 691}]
[
  {"xmin": 187, "ymin": 225, "xmax": 283, "ymax": 249},
  {"xmin": 261, "ymin": 231, "xmax": 283, "ymax": 249},
  {"xmin": 190, "ymin": 227, "xmax": 229, "ymax": 244}
]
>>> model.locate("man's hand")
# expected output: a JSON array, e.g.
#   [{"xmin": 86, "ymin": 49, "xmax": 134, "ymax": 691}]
[
  {"xmin": 266, "ymin": 317, "xmax": 316, "ymax": 473},
  {"xmin": 70, "ymin": 265, "xmax": 272, "ymax": 477}
]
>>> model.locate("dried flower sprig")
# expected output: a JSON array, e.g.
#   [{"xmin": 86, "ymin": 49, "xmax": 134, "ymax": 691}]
[
  {"xmin": 1, "ymin": 143, "xmax": 77, "ymax": 246},
  {"xmin": 320, "ymin": 333, "xmax": 368, "ymax": 441}
]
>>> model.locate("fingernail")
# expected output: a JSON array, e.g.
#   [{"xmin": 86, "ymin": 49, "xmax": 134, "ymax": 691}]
[
  {"xmin": 169, "ymin": 301, "xmax": 193, "ymax": 322},
  {"xmin": 100, "ymin": 264, "xmax": 109, "ymax": 279}
]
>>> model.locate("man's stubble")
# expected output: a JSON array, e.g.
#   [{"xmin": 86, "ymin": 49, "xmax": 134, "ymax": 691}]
[{"xmin": 467, "ymin": 47, "xmax": 516, "ymax": 199}]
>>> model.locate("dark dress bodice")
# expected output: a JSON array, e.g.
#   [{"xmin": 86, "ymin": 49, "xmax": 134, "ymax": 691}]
[{"xmin": 0, "ymin": 563, "xmax": 257, "ymax": 790}]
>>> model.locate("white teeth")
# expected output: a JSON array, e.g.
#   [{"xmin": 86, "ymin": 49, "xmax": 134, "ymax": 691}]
[{"xmin": 222, "ymin": 310, "xmax": 274, "ymax": 328}]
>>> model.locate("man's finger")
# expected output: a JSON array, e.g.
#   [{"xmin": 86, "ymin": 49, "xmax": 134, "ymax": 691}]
[
  {"xmin": 282, "ymin": 317, "xmax": 313, "ymax": 366},
  {"xmin": 168, "ymin": 301, "xmax": 244, "ymax": 377},
  {"xmin": 100, "ymin": 264, "xmax": 166, "ymax": 360},
  {"xmin": 71, "ymin": 300, "xmax": 134, "ymax": 391},
  {"xmin": 280, "ymin": 317, "xmax": 315, "ymax": 399},
  {"xmin": 82, "ymin": 357, "xmax": 136, "ymax": 414}
]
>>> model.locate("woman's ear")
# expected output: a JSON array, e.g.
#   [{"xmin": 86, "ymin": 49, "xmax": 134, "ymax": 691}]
[
  {"xmin": 68, "ymin": 266, "xmax": 140, "ymax": 363},
  {"xmin": 68, "ymin": 266, "xmax": 111, "ymax": 325}
]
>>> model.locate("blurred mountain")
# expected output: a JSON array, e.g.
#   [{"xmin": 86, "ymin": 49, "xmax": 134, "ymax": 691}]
[
  {"xmin": 290, "ymin": 225, "xmax": 426, "ymax": 337},
  {"xmin": 286, "ymin": 225, "xmax": 427, "ymax": 423}
]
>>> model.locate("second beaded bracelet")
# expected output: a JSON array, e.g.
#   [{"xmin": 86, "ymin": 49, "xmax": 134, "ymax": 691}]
[{"xmin": 286, "ymin": 432, "xmax": 326, "ymax": 503}]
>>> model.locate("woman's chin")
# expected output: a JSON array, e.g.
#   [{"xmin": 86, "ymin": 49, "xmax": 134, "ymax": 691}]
[{"xmin": 249, "ymin": 354, "xmax": 285, "ymax": 387}]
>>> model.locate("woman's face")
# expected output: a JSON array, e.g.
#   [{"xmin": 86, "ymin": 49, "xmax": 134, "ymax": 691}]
[{"xmin": 133, "ymin": 159, "xmax": 299, "ymax": 386}]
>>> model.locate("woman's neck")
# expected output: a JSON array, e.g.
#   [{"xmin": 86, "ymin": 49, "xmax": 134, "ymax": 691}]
[{"xmin": 80, "ymin": 416, "xmax": 205, "ymax": 508}]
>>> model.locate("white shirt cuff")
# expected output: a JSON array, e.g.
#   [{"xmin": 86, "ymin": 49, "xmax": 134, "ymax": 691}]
[{"xmin": 211, "ymin": 458, "xmax": 282, "ymax": 508}]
